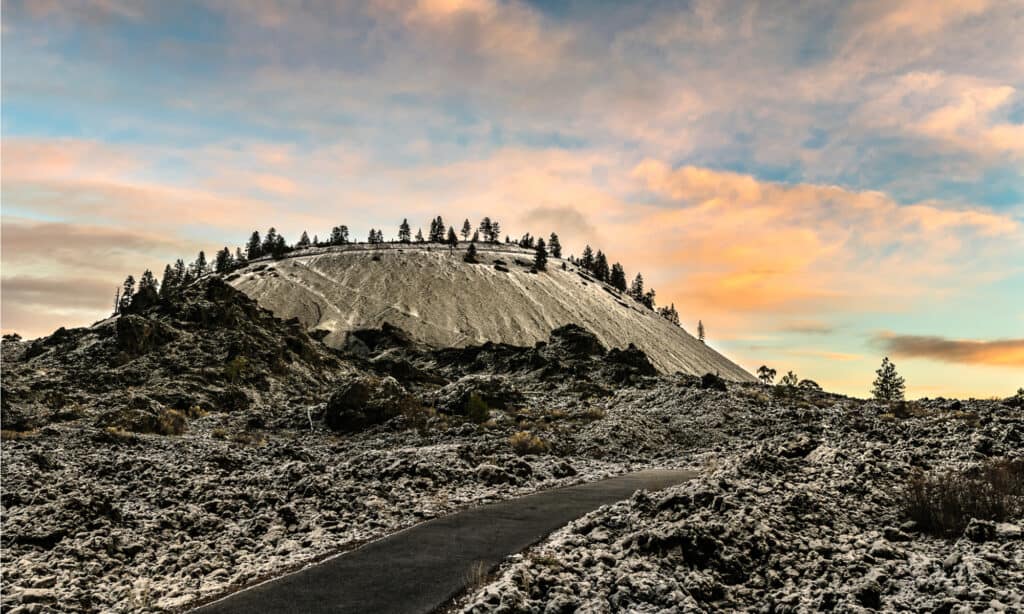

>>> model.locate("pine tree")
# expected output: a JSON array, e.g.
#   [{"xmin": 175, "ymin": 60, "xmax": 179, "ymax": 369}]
[
  {"xmin": 330, "ymin": 225, "xmax": 349, "ymax": 245},
  {"xmin": 461, "ymin": 219, "xmax": 472, "ymax": 240},
  {"xmin": 641, "ymin": 288, "xmax": 656, "ymax": 309},
  {"xmin": 297, "ymin": 231, "xmax": 311, "ymax": 248},
  {"xmin": 581, "ymin": 245, "xmax": 595, "ymax": 271},
  {"xmin": 119, "ymin": 275, "xmax": 136, "ymax": 313},
  {"xmin": 193, "ymin": 251, "xmax": 208, "ymax": 277},
  {"xmin": 234, "ymin": 247, "xmax": 246, "ymax": 267},
  {"xmin": 610, "ymin": 263, "xmax": 627, "ymax": 292},
  {"xmin": 533, "ymin": 238, "xmax": 548, "ymax": 271},
  {"xmin": 415, "ymin": 228, "xmax": 424, "ymax": 243},
  {"xmin": 872, "ymin": 357, "xmax": 905, "ymax": 401},
  {"xmin": 629, "ymin": 273, "xmax": 644, "ymax": 301},
  {"xmin": 478, "ymin": 217, "xmax": 492, "ymax": 242},
  {"xmin": 757, "ymin": 365, "xmax": 777, "ymax": 385},
  {"xmin": 262, "ymin": 228, "xmax": 278, "ymax": 254},
  {"xmin": 312, "ymin": 235, "xmax": 319, "ymax": 246},
  {"xmin": 399, "ymin": 219, "xmax": 411, "ymax": 243},
  {"xmin": 368, "ymin": 228, "xmax": 377, "ymax": 243},
  {"xmin": 780, "ymin": 371, "xmax": 799, "ymax": 386},
  {"xmin": 593, "ymin": 250, "xmax": 609, "ymax": 281},
  {"xmin": 246, "ymin": 231, "xmax": 263, "ymax": 260},
  {"xmin": 489, "ymin": 220, "xmax": 500, "ymax": 242},
  {"xmin": 113, "ymin": 287, "xmax": 122, "ymax": 315},
  {"xmin": 135, "ymin": 269, "xmax": 159, "ymax": 308},
  {"xmin": 447, "ymin": 226, "xmax": 458, "ymax": 249},
  {"xmin": 658, "ymin": 303, "xmax": 679, "ymax": 325},
  {"xmin": 698, "ymin": 320, "xmax": 705, "ymax": 343},
  {"xmin": 471, "ymin": 230, "xmax": 480, "ymax": 242},
  {"xmin": 272, "ymin": 234, "xmax": 288, "ymax": 258},
  {"xmin": 377, "ymin": 229, "xmax": 384, "ymax": 243},
  {"xmin": 173, "ymin": 259, "xmax": 187, "ymax": 284},
  {"xmin": 548, "ymin": 233, "xmax": 562, "ymax": 258},
  {"xmin": 214, "ymin": 247, "xmax": 233, "ymax": 273},
  {"xmin": 519, "ymin": 233, "xmax": 534, "ymax": 249},
  {"xmin": 139, "ymin": 269, "xmax": 158, "ymax": 292},
  {"xmin": 464, "ymin": 242, "xmax": 478, "ymax": 263},
  {"xmin": 159, "ymin": 264, "xmax": 176, "ymax": 299},
  {"xmin": 429, "ymin": 216, "xmax": 446, "ymax": 242}
]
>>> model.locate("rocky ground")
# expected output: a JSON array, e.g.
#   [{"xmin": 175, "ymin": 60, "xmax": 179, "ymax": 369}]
[{"xmin": 2, "ymin": 276, "xmax": 1022, "ymax": 613}]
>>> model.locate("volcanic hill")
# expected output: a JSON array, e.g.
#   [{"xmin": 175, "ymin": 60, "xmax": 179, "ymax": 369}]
[{"xmin": 229, "ymin": 243, "xmax": 753, "ymax": 381}]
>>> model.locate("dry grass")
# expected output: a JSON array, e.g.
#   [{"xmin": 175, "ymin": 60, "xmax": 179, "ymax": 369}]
[
  {"xmin": 155, "ymin": 409, "xmax": 188, "ymax": 435},
  {"xmin": 211, "ymin": 428, "xmax": 229, "ymax": 440},
  {"xmin": 509, "ymin": 431, "xmax": 548, "ymax": 456},
  {"xmin": 1, "ymin": 429, "xmax": 38, "ymax": 441},
  {"xmin": 230, "ymin": 431, "xmax": 266, "ymax": 446},
  {"xmin": 103, "ymin": 426, "xmax": 138, "ymax": 443},
  {"xmin": 184, "ymin": 405, "xmax": 208, "ymax": 419},
  {"xmin": 901, "ymin": 458, "xmax": 1024, "ymax": 537},
  {"xmin": 579, "ymin": 406, "xmax": 606, "ymax": 421},
  {"xmin": 402, "ymin": 403, "xmax": 436, "ymax": 435}
]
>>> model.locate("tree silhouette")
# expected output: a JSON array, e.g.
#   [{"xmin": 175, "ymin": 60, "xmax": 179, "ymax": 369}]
[
  {"xmin": 262, "ymin": 228, "xmax": 278, "ymax": 254},
  {"xmin": 214, "ymin": 247, "xmax": 233, "ymax": 273},
  {"xmin": 478, "ymin": 217, "xmax": 492, "ymax": 242},
  {"xmin": 658, "ymin": 303, "xmax": 679, "ymax": 325},
  {"xmin": 780, "ymin": 370, "xmax": 799, "ymax": 386},
  {"xmin": 246, "ymin": 231, "xmax": 262, "ymax": 259},
  {"xmin": 593, "ymin": 250, "xmax": 609, "ymax": 281},
  {"xmin": 548, "ymin": 233, "xmax": 562, "ymax": 258},
  {"xmin": 193, "ymin": 251, "xmax": 208, "ymax": 276},
  {"xmin": 641, "ymin": 288, "xmax": 656, "ymax": 309},
  {"xmin": 464, "ymin": 242, "xmax": 478, "ymax": 263},
  {"xmin": 330, "ymin": 225, "xmax": 349, "ymax": 245},
  {"xmin": 629, "ymin": 273, "xmax": 644, "ymax": 301},
  {"xmin": 415, "ymin": 228, "xmax": 424, "ymax": 243},
  {"xmin": 297, "ymin": 231, "xmax": 311, "ymax": 248},
  {"xmin": 610, "ymin": 263, "xmax": 627, "ymax": 291},
  {"xmin": 461, "ymin": 219, "xmax": 472, "ymax": 240},
  {"xmin": 159, "ymin": 264, "xmax": 177, "ymax": 299},
  {"xmin": 698, "ymin": 320, "xmax": 705, "ymax": 343},
  {"xmin": 757, "ymin": 365, "xmax": 777, "ymax": 385},
  {"xmin": 447, "ymin": 226, "xmax": 458, "ymax": 249},
  {"xmin": 119, "ymin": 275, "xmax": 136, "ymax": 313},
  {"xmin": 489, "ymin": 220, "xmax": 501, "ymax": 243},
  {"xmin": 872, "ymin": 357, "xmax": 905, "ymax": 401},
  {"xmin": 533, "ymin": 238, "xmax": 548, "ymax": 271},
  {"xmin": 798, "ymin": 379, "xmax": 822, "ymax": 391},
  {"xmin": 581, "ymin": 245, "xmax": 594, "ymax": 271},
  {"xmin": 399, "ymin": 219, "xmax": 411, "ymax": 243}
]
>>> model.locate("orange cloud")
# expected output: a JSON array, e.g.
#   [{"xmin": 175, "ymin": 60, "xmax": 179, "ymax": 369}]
[{"xmin": 874, "ymin": 332, "xmax": 1024, "ymax": 367}]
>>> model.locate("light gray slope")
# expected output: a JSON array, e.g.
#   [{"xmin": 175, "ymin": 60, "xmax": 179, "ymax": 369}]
[{"xmin": 230, "ymin": 244, "xmax": 754, "ymax": 381}]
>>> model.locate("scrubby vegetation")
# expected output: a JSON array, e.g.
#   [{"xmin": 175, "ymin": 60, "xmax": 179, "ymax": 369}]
[
  {"xmin": 901, "ymin": 458, "xmax": 1024, "ymax": 537},
  {"xmin": 509, "ymin": 431, "xmax": 548, "ymax": 456}
]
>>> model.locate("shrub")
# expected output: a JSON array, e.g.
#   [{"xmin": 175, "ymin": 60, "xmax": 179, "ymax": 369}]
[
  {"xmin": 900, "ymin": 458, "xmax": 1024, "ymax": 537},
  {"xmin": 402, "ymin": 403, "xmax": 436, "ymax": 434},
  {"xmin": 1, "ymin": 429, "xmax": 38, "ymax": 441},
  {"xmin": 211, "ymin": 428, "xmax": 229, "ymax": 440},
  {"xmin": 223, "ymin": 356, "xmax": 251, "ymax": 384},
  {"xmin": 465, "ymin": 393, "xmax": 491, "ymax": 424},
  {"xmin": 510, "ymin": 431, "xmax": 548, "ymax": 456},
  {"xmin": 103, "ymin": 426, "xmax": 138, "ymax": 443},
  {"xmin": 580, "ymin": 406, "xmax": 606, "ymax": 421},
  {"xmin": 156, "ymin": 409, "xmax": 188, "ymax": 435}
]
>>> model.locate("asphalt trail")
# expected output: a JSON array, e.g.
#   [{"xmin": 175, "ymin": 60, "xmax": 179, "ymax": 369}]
[{"xmin": 192, "ymin": 469, "xmax": 695, "ymax": 614}]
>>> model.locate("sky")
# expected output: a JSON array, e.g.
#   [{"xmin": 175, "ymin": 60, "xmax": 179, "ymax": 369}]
[{"xmin": 2, "ymin": 0, "xmax": 1022, "ymax": 398}]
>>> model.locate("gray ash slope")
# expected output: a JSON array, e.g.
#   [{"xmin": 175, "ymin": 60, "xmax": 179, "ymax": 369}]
[{"xmin": 228, "ymin": 243, "xmax": 753, "ymax": 381}]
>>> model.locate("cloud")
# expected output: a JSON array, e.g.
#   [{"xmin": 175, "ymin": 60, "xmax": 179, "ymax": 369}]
[
  {"xmin": 780, "ymin": 320, "xmax": 835, "ymax": 335},
  {"xmin": 874, "ymin": 332, "xmax": 1024, "ymax": 367}
]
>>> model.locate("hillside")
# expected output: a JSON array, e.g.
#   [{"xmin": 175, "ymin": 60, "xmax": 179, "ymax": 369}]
[{"xmin": 229, "ymin": 243, "xmax": 754, "ymax": 381}]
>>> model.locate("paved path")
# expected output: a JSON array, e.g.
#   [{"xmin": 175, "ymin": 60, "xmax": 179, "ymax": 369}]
[{"xmin": 192, "ymin": 469, "xmax": 695, "ymax": 614}]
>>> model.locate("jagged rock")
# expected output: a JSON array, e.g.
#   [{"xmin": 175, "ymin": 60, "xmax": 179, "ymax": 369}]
[
  {"xmin": 700, "ymin": 372, "xmax": 728, "ymax": 391},
  {"xmin": 435, "ymin": 375, "xmax": 524, "ymax": 414},
  {"xmin": 115, "ymin": 315, "xmax": 177, "ymax": 357},
  {"xmin": 323, "ymin": 376, "xmax": 413, "ymax": 433}
]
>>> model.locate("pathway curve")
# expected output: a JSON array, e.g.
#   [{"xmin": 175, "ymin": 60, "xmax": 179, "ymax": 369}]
[{"xmin": 192, "ymin": 469, "xmax": 695, "ymax": 614}]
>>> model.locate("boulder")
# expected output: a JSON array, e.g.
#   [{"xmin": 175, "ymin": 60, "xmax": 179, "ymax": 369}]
[
  {"xmin": 435, "ymin": 375, "xmax": 524, "ymax": 414},
  {"xmin": 323, "ymin": 376, "xmax": 414, "ymax": 433},
  {"xmin": 115, "ymin": 315, "xmax": 177, "ymax": 357}
]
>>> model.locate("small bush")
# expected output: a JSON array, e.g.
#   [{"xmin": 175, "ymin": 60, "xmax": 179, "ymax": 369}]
[
  {"xmin": 103, "ymin": 426, "xmax": 138, "ymax": 443},
  {"xmin": 465, "ymin": 393, "xmax": 491, "ymax": 424},
  {"xmin": 1, "ymin": 429, "xmax": 38, "ymax": 441},
  {"xmin": 223, "ymin": 356, "xmax": 251, "ymax": 384},
  {"xmin": 156, "ymin": 409, "xmax": 188, "ymax": 435},
  {"xmin": 580, "ymin": 406, "xmax": 606, "ymax": 421},
  {"xmin": 510, "ymin": 431, "xmax": 548, "ymax": 456},
  {"xmin": 901, "ymin": 458, "xmax": 1024, "ymax": 537},
  {"xmin": 402, "ymin": 403, "xmax": 436, "ymax": 435},
  {"xmin": 185, "ymin": 405, "xmax": 208, "ymax": 419},
  {"xmin": 211, "ymin": 428, "xmax": 229, "ymax": 440}
]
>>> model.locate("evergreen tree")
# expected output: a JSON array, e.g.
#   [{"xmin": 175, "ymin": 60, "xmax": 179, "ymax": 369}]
[
  {"xmin": 312, "ymin": 235, "xmax": 319, "ymax": 246},
  {"xmin": 471, "ymin": 230, "xmax": 480, "ymax": 242},
  {"xmin": 246, "ymin": 231, "xmax": 263, "ymax": 260},
  {"xmin": 658, "ymin": 303, "xmax": 679, "ymax": 325},
  {"xmin": 464, "ymin": 241, "xmax": 478, "ymax": 263},
  {"xmin": 415, "ymin": 228, "xmax": 424, "ymax": 243},
  {"xmin": 330, "ymin": 225, "xmax": 349, "ymax": 245},
  {"xmin": 447, "ymin": 226, "xmax": 458, "ymax": 248},
  {"xmin": 519, "ymin": 233, "xmax": 534, "ymax": 249},
  {"xmin": 193, "ymin": 251, "xmax": 208, "ymax": 277},
  {"xmin": 548, "ymin": 233, "xmax": 562, "ymax": 258},
  {"xmin": 262, "ymin": 228, "xmax": 279, "ymax": 254},
  {"xmin": 533, "ymin": 238, "xmax": 548, "ymax": 271},
  {"xmin": 119, "ymin": 275, "xmax": 136, "ymax": 313},
  {"xmin": 234, "ymin": 247, "xmax": 246, "ymax": 267},
  {"xmin": 159, "ymin": 264, "xmax": 176, "ymax": 299},
  {"xmin": 872, "ymin": 357, "xmax": 905, "ymax": 401},
  {"xmin": 113, "ymin": 287, "xmax": 122, "ymax": 315},
  {"xmin": 478, "ymin": 217, "xmax": 492, "ymax": 242},
  {"xmin": 368, "ymin": 228, "xmax": 378, "ymax": 243},
  {"xmin": 489, "ymin": 220, "xmax": 500, "ymax": 242},
  {"xmin": 780, "ymin": 371, "xmax": 799, "ymax": 386},
  {"xmin": 641, "ymin": 288, "xmax": 656, "ymax": 309},
  {"xmin": 698, "ymin": 320, "xmax": 705, "ymax": 343},
  {"xmin": 610, "ymin": 263, "xmax": 627, "ymax": 291},
  {"xmin": 461, "ymin": 219, "xmax": 472, "ymax": 240},
  {"xmin": 629, "ymin": 273, "xmax": 644, "ymax": 301},
  {"xmin": 581, "ymin": 245, "xmax": 595, "ymax": 271},
  {"xmin": 297, "ymin": 231, "xmax": 311, "ymax": 248},
  {"xmin": 399, "ymin": 218, "xmax": 411, "ymax": 243},
  {"xmin": 173, "ymin": 259, "xmax": 187, "ymax": 284},
  {"xmin": 757, "ymin": 365, "xmax": 777, "ymax": 385},
  {"xmin": 214, "ymin": 247, "xmax": 233, "ymax": 273},
  {"xmin": 272, "ymin": 234, "xmax": 288, "ymax": 258},
  {"xmin": 798, "ymin": 379, "xmax": 822, "ymax": 391},
  {"xmin": 377, "ymin": 229, "xmax": 384, "ymax": 243},
  {"xmin": 139, "ymin": 269, "xmax": 158, "ymax": 292},
  {"xmin": 593, "ymin": 250, "xmax": 609, "ymax": 281},
  {"xmin": 429, "ymin": 216, "xmax": 446, "ymax": 242}
]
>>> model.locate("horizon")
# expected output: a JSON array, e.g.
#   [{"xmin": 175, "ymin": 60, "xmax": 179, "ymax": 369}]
[{"xmin": 2, "ymin": 1, "xmax": 1023, "ymax": 398}]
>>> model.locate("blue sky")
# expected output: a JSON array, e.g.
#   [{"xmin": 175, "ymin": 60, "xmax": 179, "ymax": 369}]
[{"xmin": 2, "ymin": 0, "xmax": 1022, "ymax": 397}]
